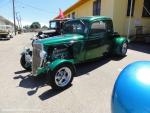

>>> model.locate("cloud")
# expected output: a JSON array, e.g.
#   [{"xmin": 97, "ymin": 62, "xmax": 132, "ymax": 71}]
[{"xmin": 21, "ymin": 20, "xmax": 32, "ymax": 26}]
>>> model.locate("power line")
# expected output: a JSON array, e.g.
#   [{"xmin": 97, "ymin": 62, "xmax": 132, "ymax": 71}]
[{"xmin": 17, "ymin": 1, "xmax": 57, "ymax": 15}]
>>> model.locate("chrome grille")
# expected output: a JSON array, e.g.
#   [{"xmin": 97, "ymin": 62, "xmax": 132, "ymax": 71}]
[{"xmin": 32, "ymin": 43, "xmax": 43, "ymax": 75}]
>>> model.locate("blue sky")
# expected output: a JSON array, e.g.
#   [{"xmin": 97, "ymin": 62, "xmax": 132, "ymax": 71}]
[{"xmin": 0, "ymin": 0, "xmax": 77, "ymax": 26}]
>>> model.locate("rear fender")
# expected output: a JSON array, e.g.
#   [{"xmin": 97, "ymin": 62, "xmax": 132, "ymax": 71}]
[{"xmin": 113, "ymin": 37, "xmax": 128, "ymax": 54}]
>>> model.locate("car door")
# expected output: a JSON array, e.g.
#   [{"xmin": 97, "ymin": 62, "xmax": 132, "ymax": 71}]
[{"xmin": 85, "ymin": 20, "xmax": 110, "ymax": 60}]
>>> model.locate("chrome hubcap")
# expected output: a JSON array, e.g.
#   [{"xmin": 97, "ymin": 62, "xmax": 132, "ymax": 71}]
[
  {"xmin": 25, "ymin": 54, "xmax": 32, "ymax": 67},
  {"xmin": 55, "ymin": 67, "xmax": 72, "ymax": 87},
  {"xmin": 122, "ymin": 43, "xmax": 127, "ymax": 54}
]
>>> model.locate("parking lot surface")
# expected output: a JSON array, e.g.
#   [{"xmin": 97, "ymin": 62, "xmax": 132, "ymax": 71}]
[{"xmin": 0, "ymin": 33, "xmax": 149, "ymax": 113}]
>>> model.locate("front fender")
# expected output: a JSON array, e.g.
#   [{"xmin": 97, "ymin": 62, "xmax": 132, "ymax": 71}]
[
  {"xmin": 21, "ymin": 47, "xmax": 32, "ymax": 55},
  {"xmin": 47, "ymin": 59, "xmax": 75, "ymax": 72},
  {"xmin": 113, "ymin": 37, "xmax": 128, "ymax": 54}
]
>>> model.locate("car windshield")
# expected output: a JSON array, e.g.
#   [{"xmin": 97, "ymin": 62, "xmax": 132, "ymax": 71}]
[
  {"xmin": 63, "ymin": 20, "xmax": 87, "ymax": 35},
  {"xmin": 49, "ymin": 21, "xmax": 58, "ymax": 29}
]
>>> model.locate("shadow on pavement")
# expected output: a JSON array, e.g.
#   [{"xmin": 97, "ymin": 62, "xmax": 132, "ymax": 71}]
[
  {"xmin": 129, "ymin": 42, "xmax": 150, "ymax": 54},
  {"xmin": 75, "ymin": 57, "xmax": 111, "ymax": 77},
  {"xmin": 112, "ymin": 55, "xmax": 127, "ymax": 61},
  {"xmin": 39, "ymin": 86, "xmax": 71, "ymax": 101},
  {"xmin": 13, "ymin": 74, "xmax": 47, "ymax": 96},
  {"xmin": 75, "ymin": 56, "xmax": 125, "ymax": 77},
  {"xmin": 14, "ymin": 56, "xmax": 124, "ymax": 100},
  {"xmin": 14, "ymin": 70, "xmax": 30, "ymax": 74}
]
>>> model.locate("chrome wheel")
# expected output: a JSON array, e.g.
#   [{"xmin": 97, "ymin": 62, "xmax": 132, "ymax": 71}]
[
  {"xmin": 20, "ymin": 54, "xmax": 32, "ymax": 71},
  {"xmin": 55, "ymin": 67, "xmax": 72, "ymax": 87},
  {"xmin": 122, "ymin": 42, "xmax": 127, "ymax": 55},
  {"xmin": 25, "ymin": 54, "xmax": 32, "ymax": 67}
]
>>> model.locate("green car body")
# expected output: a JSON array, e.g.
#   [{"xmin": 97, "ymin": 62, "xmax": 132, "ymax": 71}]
[{"xmin": 21, "ymin": 16, "xmax": 128, "ymax": 89}]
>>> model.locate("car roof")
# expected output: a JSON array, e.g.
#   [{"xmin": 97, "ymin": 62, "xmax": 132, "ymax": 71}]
[
  {"xmin": 50, "ymin": 18, "xmax": 71, "ymax": 22},
  {"xmin": 75, "ymin": 16, "xmax": 112, "ymax": 22}
]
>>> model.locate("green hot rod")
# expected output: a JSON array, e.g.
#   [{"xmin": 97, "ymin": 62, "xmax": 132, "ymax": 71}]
[{"xmin": 20, "ymin": 16, "xmax": 128, "ymax": 90}]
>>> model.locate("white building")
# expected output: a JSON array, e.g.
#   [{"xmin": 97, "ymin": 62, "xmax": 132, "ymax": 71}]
[{"xmin": 0, "ymin": 16, "xmax": 14, "ymax": 32}]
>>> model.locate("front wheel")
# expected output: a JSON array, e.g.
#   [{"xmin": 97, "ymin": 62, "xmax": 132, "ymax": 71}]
[
  {"xmin": 20, "ymin": 53, "xmax": 32, "ymax": 71},
  {"xmin": 47, "ymin": 64, "xmax": 75, "ymax": 90}
]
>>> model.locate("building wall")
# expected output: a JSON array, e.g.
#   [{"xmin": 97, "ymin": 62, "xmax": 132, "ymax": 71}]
[
  {"xmin": 76, "ymin": 0, "xmax": 93, "ymax": 18},
  {"xmin": 63, "ymin": 0, "xmax": 150, "ymax": 36},
  {"xmin": 64, "ymin": 0, "xmax": 115, "ymax": 18},
  {"xmin": 0, "ymin": 20, "xmax": 6, "ymax": 25},
  {"xmin": 101, "ymin": 0, "xmax": 114, "ymax": 18},
  {"xmin": 112, "ymin": 0, "xmax": 150, "ymax": 35},
  {"xmin": 64, "ymin": 0, "xmax": 93, "ymax": 18},
  {"xmin": 0, "ymin": 16, "xmax": 14, "ymax": 32}
]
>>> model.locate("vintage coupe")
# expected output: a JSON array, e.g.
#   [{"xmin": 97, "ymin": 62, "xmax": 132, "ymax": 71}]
[{"xmin": 20, "ymin": 16, "xmax": 128, "ymax": 90}]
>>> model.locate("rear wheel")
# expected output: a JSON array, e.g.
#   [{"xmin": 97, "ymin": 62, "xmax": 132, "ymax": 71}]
[
  {"xmin": 120, "ymin": 41, "xmax": 128, "ymax": 56},
  {"xmin": 47, "ymin": 64, "xmax": 75, "ymax": 90}
]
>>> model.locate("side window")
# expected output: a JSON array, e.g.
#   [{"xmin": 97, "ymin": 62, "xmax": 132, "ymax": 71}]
[
  {"xmin": 105, "ymin": 20, "xmax": 113, "ymax": 33},
  {"xmin": 90, "ymin": 21, "xmax": 106, "ymax": 35}
]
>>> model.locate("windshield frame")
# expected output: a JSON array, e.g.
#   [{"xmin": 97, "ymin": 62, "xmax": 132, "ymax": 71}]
[
  {"xmin": 63, "ymin": 20, "xmax": 89, "ymax": 35},
  {"xmin": 49, "ymin": 21, "xmax": 60, "ymax": 29}
]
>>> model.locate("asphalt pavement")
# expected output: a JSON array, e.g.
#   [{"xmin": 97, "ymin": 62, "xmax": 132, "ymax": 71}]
[{"xmin": 0, "ymin": 33, "xmax": 149, "ymax": 113}]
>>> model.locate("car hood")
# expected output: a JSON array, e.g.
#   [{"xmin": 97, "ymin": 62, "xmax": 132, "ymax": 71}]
[
  {"xmin": 35, "ymin": 34, "xmax": 84, "ymax": 45},
  {"xmin": 42, "ymin": 29, "xmax": 56, "ymax": 34}
]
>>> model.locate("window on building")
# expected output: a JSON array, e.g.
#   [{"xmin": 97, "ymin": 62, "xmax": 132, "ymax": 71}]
[
  {"xmin": 72, "ymin": 12, "xmax": 76, "ymax": 19},
  {"xmin": 68, "ymin": 14, "xmax": 70, "ymax": 18},
  {"xmin": 142, "ymin": 0, "xmax": 150, "ymax": 17},
  {"xmin": 93, "ymin": 0, "xmax": 101, "ymax": 16},
  {"xmin": 127, "ymin": 0, "xmax": 135, "ymax": 16},
  {"xmin": 90, "ymin": 21, "xmax": 106, "ymax": 35}
]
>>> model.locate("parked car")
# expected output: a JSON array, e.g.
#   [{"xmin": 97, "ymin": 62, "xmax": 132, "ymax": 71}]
[
  {"xmin": 20, "ymin": 16, "xmax": 128, "ymax": 90},
  {"xmin": 0, "ymin": 25, "xmax": 13, "ymax": 40},
  {"xmin": 0, "ymin": 31, "xmax": 12, "ymax": 40},
  {"xmin": 31, "ymin": 18, "xmax": 71, "ymax": 45}
]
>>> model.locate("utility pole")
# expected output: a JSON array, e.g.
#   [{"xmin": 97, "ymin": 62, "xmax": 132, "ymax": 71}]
[
  {"xmin": 16, "ymin": 12, "xmax": 20, "ymax": 30},
  {"xmin": 19, "ymin": 15, "xmax": 22, "ymax": 30},
  {"xmin": 12, "ymin": 0, "xmax": 16, "ymax": 35}
]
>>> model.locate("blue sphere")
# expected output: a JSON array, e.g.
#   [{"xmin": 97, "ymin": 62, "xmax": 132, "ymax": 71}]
[{"xmin": 112, "ymin": 61, "xmax": 150, "ymax": 113}]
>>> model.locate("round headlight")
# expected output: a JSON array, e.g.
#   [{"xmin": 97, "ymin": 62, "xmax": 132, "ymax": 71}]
[{"xmin": 40, "ymin": 50, "xmax": 47, "ymax": 59}]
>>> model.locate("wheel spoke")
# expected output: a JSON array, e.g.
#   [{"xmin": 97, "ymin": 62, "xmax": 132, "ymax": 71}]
[
  {"xmin": 25, "ymin": 62, "xmax": 29, "ymax": 68},
  {"xmin": 55, "ymin": 67, "xmax": 72, "ymax": 87},
  {"xmin": 58, "ymin": 78, "xmax": 65, "ymax": 85}
]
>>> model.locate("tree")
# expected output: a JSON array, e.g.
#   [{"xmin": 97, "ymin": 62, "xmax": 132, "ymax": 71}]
[
  {"xmin": 42, "ymin": 25, "xmax": 48, "ymax": 29},
  {"xmin": 30, "ymin": 22, "xmax": 41, "ymax": 29},
  {"xmin": 23, "ymin": 25, "xmax": 30, "ymax": 30}
]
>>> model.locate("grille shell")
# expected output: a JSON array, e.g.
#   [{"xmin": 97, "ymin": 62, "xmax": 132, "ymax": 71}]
[{"xmin": 32, "ymin": 43, "xmax": 43, "ymax": 75}]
